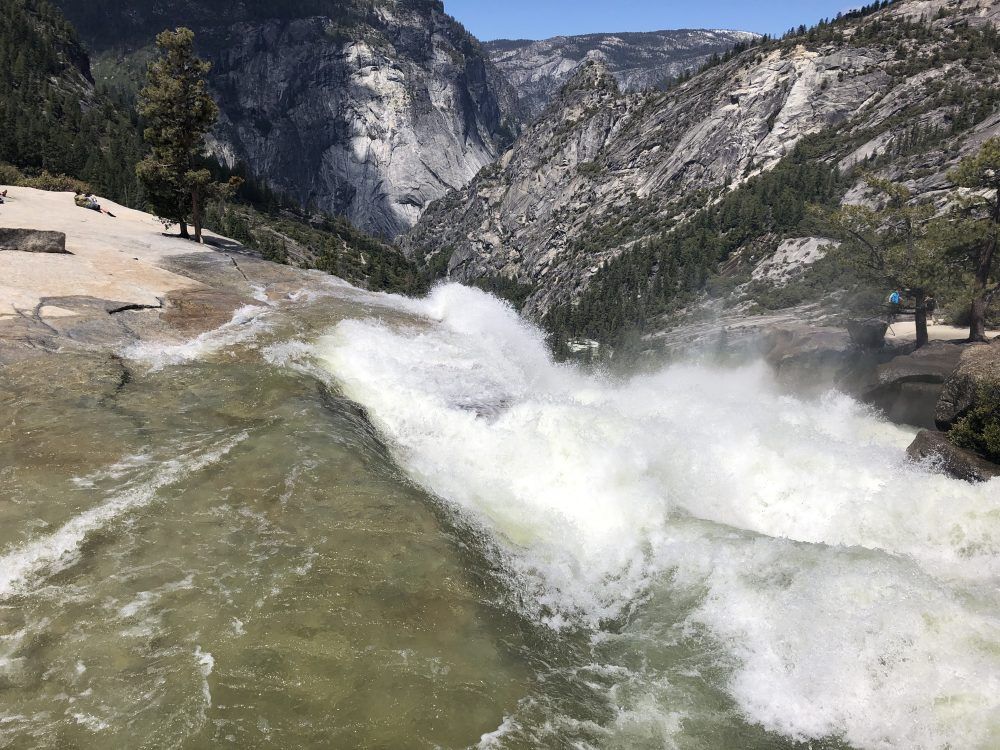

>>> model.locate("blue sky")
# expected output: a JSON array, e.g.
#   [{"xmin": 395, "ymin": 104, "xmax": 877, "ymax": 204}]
[{"xmin": 444, "ymin": 1, "xmax": 859, "ymax": 40}]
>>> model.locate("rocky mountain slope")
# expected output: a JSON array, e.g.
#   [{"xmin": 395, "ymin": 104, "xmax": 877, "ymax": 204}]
[
  {"xmin": 407, "ymin": 0, "xmax": 1000, "ymax": 334},
  {"xmin": 55, "ymin": 0, "xmax": 521, "ymax": 238},
  {"xmin": 485, "ymin": 29, "xmax": 759, "ymax": 117}
]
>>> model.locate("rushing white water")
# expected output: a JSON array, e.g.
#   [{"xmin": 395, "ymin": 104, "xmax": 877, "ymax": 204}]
[
  {"xmin": 317, "ymin": 284, "xmax": 1000, "ymax": 750},
  {"xmin": 121, "ymin": 305, "xmax": 271, "ymax": 371}
]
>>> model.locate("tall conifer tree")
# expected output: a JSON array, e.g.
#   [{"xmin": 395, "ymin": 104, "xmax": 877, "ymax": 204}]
[{"xmin": 136, "ymin": 27, "xmax": 218, "ymax": 241}]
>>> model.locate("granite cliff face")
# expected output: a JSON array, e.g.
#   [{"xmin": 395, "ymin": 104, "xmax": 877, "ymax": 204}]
[
  {"xmin": 56, "ymin": 0, "xmax": 521, "ymax": 238},
  {"xmin": 407, "ymin": 0, "xmax": 1000, "ymax": 319},
  {"xmin": 485, "ymin": 29, "xmax": 759, "ymax": 118}
]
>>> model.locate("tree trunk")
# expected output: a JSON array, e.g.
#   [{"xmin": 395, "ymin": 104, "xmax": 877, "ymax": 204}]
[
  {"xmin": 179, "ymin": 220, "xmax": 190, "ymax": 239},
  {"xmin": 969, "ymin": 250, "xmax": 996, "ymax": 342},
  {"xmin": 191, "ymin": 188, "xmax": 203, "ymax": 244},
  {"xmin": 970, "ymin": 197, "xmax": 999, "ymax": 342},
  {"xmin": 914, "ymin": 287, "xmax": 929, "ymax": 349},
  {"xmin": 970, "ymin": 294, "xmax": 989, "ymax": 342}
]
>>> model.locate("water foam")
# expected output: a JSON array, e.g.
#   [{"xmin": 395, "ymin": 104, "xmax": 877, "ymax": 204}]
[
  {"xmin": 316, "ymin": 284, "xmax": 1000, "ymax": 749},
  {"xmin": 194, "ymin": 646, "xmax": 214, "ymax": 707},
  {"xmin": 121, "ymin": 305, "xmax": 270, "ymax": 371}
]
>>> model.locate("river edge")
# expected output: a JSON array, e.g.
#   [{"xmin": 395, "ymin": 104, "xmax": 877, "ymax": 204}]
[{"xmin": 0, "ymin": 187, "xmax": 350, "ymax": 402}]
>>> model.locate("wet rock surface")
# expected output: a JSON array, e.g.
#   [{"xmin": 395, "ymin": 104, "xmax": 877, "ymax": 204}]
[
  {"xmin": 860, "ymin": 342, "xmax": 965, "ymax": 429},
  {"xmin": 846, "ymin": 318, "xmax": 889, "ymax": 351},
  {"xmin": 936, "ymin": 340, "xmax": 1000, "ymax": 430},
  {"xmin": 762, "ymin": 325, "xmax": 858, "ymax": 391},
  {"xmin": 907, "ymin": 429, "xmax": 1000, "ymax": 483},
  {"xmin": 0, "ymin": 236, "xmax": 322, "ymax": 373}
]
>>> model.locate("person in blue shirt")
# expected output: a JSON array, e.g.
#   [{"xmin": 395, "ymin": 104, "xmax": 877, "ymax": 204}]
[{"xmin": 887, "ymin": 290, "xmax": 903, "ymax": 325}]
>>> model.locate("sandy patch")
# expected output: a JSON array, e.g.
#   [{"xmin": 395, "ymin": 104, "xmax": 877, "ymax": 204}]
[{"xmin": 886, "ymin": 320, "xmax": 999, "ymax": 342}]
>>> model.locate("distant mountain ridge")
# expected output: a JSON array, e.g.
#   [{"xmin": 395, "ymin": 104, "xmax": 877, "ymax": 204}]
[
  {"xmin": 46, "ymin": 0, "xmax": 756, "ymax": 236},
  {"xmin": 485, "ymin": 29, "xmax": 761, "ymax": 117}
]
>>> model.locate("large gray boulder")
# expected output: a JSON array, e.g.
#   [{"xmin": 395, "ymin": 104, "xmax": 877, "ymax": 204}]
[
  {"xmin": 762, "ymin": 325, "xmax": 857, "ymax": 392},
  {"xmin": 936, "ymin": 340, "xmax": 1000, "ymax": 430},
  {"xmin": 907, "ymin": 429, "xmax": 1000, "ymax": 484},
  {"xmin": 846, "ymin": 318, "xmax": 888, "ymax": 351},
  {"xmin": 0, "ymin": 228, "xmax": 68, "ymax": 253},
  {"xmin": 861, "ymin": 342, "xmax": 964, "ymax": 428}
]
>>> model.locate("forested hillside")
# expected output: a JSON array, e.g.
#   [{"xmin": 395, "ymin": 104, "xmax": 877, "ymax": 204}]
[{"xmin": 0, "ymin": 0, "xmax": 143, "ymax": 204}]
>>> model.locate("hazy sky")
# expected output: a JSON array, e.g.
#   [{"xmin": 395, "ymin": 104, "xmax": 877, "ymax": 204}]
[{"xmin": 444, "ymin": 0, "xmax": 859, "ymax": 40}]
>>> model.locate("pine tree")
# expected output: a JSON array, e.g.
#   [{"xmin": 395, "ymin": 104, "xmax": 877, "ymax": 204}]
[
  {"xmin": 824, "ymin": 176, "xmax": 938, "ymax": 348},
  {"xmin": 136, "ymin": 27, "xmax": 219, "ymax": 241},
  {"xmin": 944, "ymin": 138, "xmax": 1000, "ymax": 342}
]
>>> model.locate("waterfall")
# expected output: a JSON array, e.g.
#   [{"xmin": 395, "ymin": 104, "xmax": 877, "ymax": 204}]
[{"xmin": 319, "ymin": 283, "xmax": 1000, "ymax": 749}]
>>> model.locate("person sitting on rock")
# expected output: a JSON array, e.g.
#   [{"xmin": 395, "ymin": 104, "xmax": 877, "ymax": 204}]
[
  {"xmin": 887, "ymin": 289, "xmax": 902, "ymax": 318},
  {"xmin": 74, "ymin": 190, "xmax": 115, "ymax": 217},
  {"xmin": 74, "ymin": 189, "xmax": 92, "ymax": 209}
]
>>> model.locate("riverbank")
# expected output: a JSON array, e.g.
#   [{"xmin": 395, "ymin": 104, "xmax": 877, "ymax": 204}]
[{"xmin": 0, "ymin": 187, "xmax": 213, "ymax": 317}]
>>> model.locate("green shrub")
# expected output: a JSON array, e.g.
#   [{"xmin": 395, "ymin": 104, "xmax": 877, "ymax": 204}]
[
  {"xmin": 578, "ymin": 161, "xmax": 605, "ymax": 178},
  {"xmin": 942, "ymin": 298, "xmax": 1000, "ymax": 327},
  {"xmin": 950, "ymin": 382, "xmax": 1000, "ymax": 462},
  {"xmin": 706, "ymin": 273, "xmax": 744, "ymax": 298},
  {"xmin": 19, "ymin": 171, "xmax": 93, "ymax": 194},
  {"xmin": 201, "ymin": 201, "xmax": 426, "ymax": 296},
  {"xmin": 424, "ymin": 247, "xmax": 454, "ymax": 279},
  {"xmin": 0, "ymin": 163, "xmax": 25, "ymax": 186}
]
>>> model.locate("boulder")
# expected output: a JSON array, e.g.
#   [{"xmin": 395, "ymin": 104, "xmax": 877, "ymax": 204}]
[
  {"xmin": 0, "ymin": 228, "xmax": 68, "ymax": 253},
  {"xmin": 936, "ymin": 340, "xmax": 1000, "ymax": 430},
  {"xmin": 763, "ymin": 325, "xmax": 855, "ymax": 380},
  {"xmin": 861, "ymin": 342, "xmax": 964, "ymax": 428},
  {"xmin": 846, "ymin": 318, "xmax": 888, "ymax": 351},
  {"xmin": 906, "ymin": 430, "xmax": 1000, "ymax": 483}
]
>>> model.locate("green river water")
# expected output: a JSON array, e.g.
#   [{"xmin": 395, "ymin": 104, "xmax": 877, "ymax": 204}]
[{"xmin": 1, "ymin": 283, "xmax": 998, "ymax": 749}]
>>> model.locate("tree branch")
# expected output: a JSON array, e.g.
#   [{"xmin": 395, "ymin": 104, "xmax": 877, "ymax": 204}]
[{"xmin": 843, "ymin": 226, "xmax": 884, "ymax": 271}]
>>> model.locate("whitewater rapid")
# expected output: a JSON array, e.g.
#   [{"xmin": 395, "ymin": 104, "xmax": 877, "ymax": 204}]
[{"xmin": 317, "ymin": 284, "xmax": 1000, "ymax": 750}]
